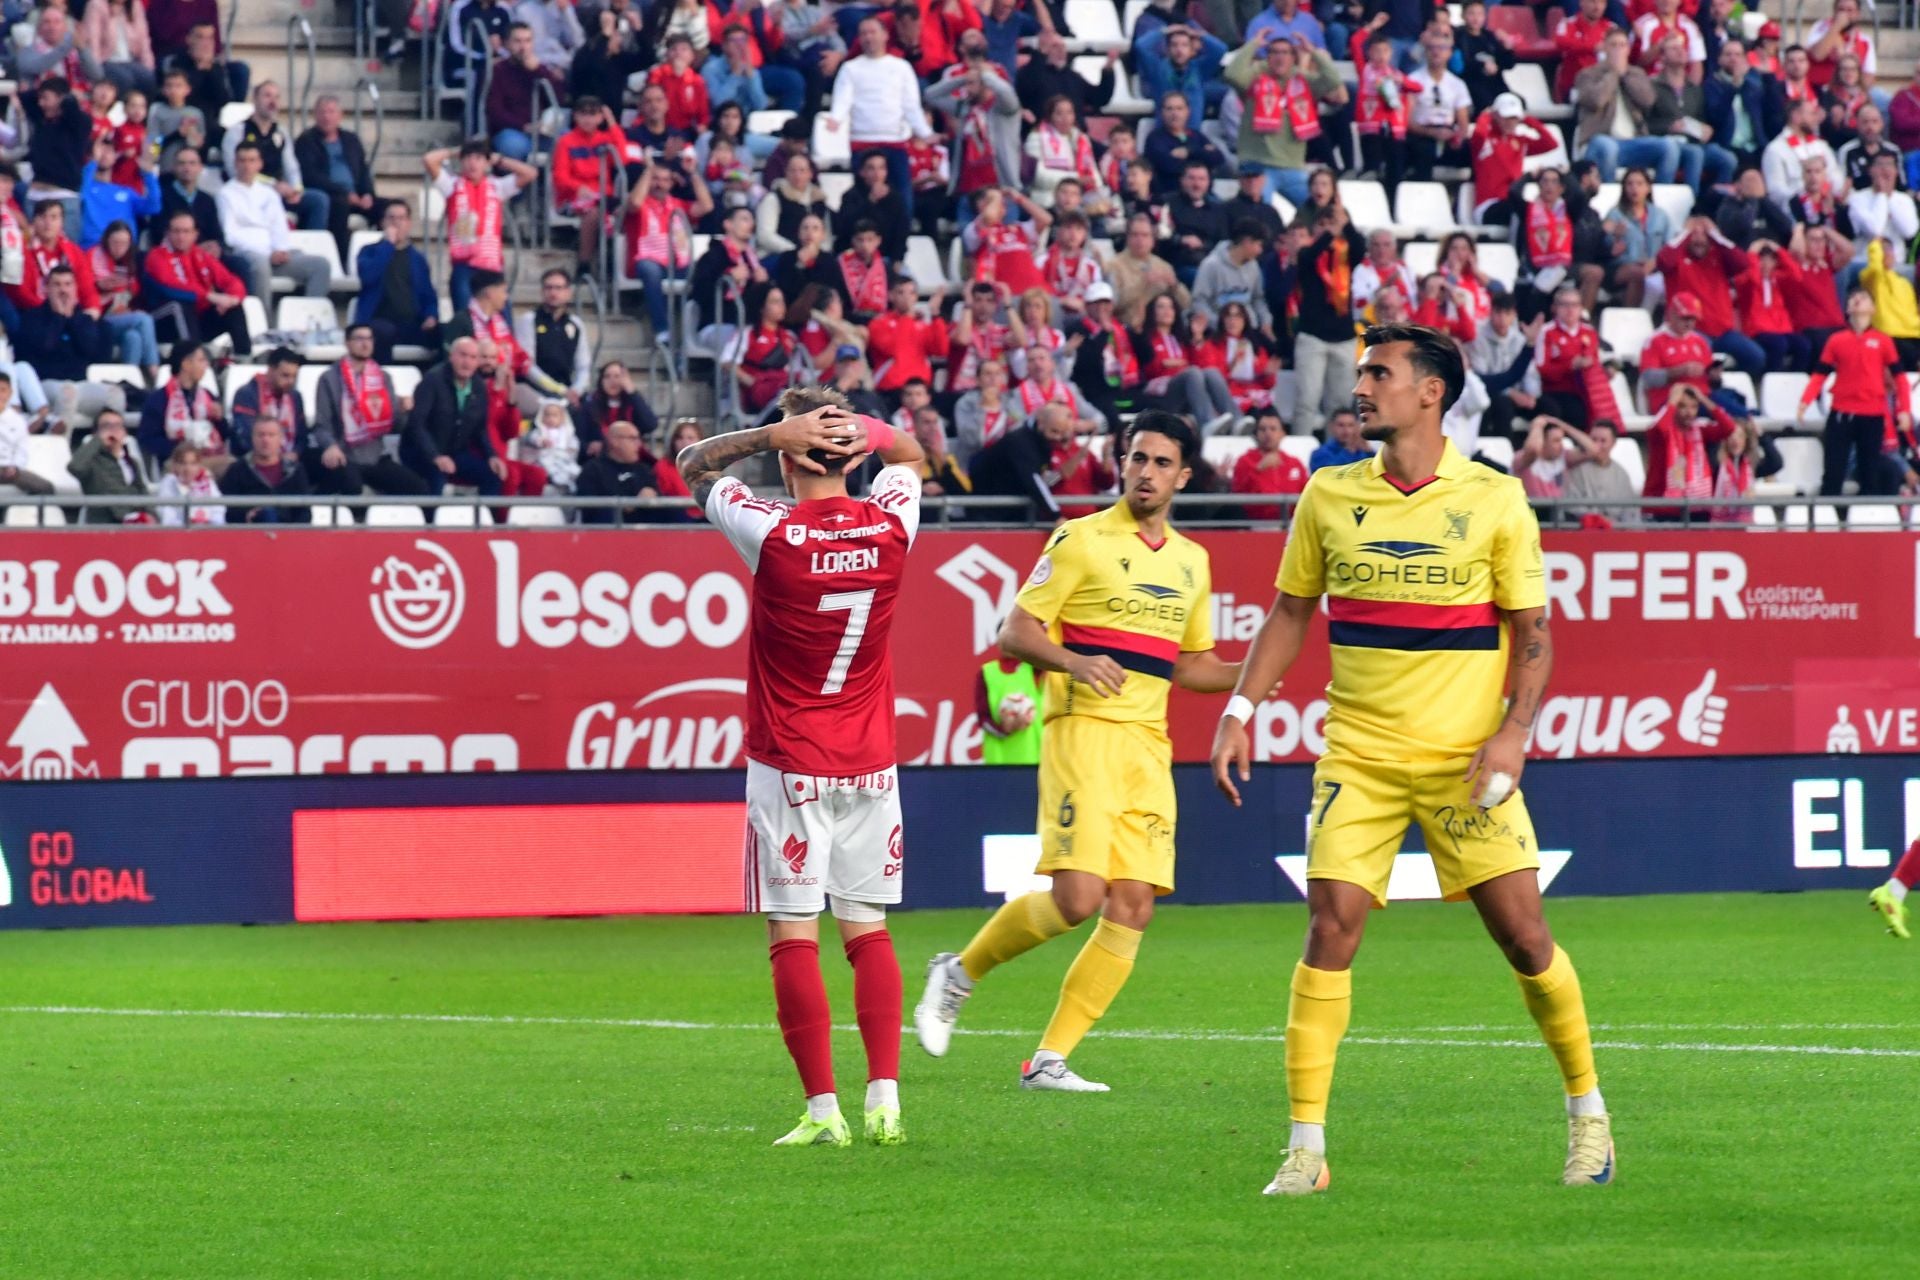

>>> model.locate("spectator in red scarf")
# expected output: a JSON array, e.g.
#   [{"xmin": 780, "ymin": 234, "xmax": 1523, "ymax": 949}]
[
  {"xmin": 1532, "ymin": 285, "xmax": 1602, "ymax": 427},
  {"xmin": 1230, "ymin": 407, "xmax": 1307, "ymax": 520},
  {"xmin": 476, "ymin": 337, "xmax": 549, "ymax": 518},
  {"xmin": 1642, "ymin": 383, "xmax": 1739, "ymax": 520},
  {"xmin": 1467, "ymin": 92, "xmax": 1556, "ymax": 225},
  {"xmin": 723, "ymin": 284, "xmax": 803, "ymax": 418},
  {"xmin": 577, "ymin": 360, "xmax": 660, "ymax": 457}
]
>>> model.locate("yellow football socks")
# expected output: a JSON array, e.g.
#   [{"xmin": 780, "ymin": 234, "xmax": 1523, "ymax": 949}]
[
  {"xmin": 1286, "ymin": 962, "xmax": 1352, "ymax": 1125},
  {"xmin": 958, "ymin": 890, "xmax": 1073, "ymax": 982},
  {"xmin": 1515, "ymin": 945, "xmax": 1599, "ymax": 1097},
  {"xmin": 1037, "ymin": 918, "xmax": 1142, "ymax": 1057}
]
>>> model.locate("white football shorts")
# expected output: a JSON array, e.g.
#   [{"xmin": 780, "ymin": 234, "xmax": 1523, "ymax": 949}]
[{"xmin": 744, "ymin": 760, "xmax": 904, "ymax": 918}]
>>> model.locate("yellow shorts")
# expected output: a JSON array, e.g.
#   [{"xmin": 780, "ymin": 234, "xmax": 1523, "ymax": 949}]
[
  {"xmin": 1035, "ymin": 716, "xmax": 1177, "ymax": 895},
  {"xmin": 1306, "ymin": 754, "xmax": 1539, "ymax": 908}
]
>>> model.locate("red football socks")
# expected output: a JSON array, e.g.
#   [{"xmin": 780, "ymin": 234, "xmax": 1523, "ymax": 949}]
[
  {"xmin": 1894, "ymin": 839, "xmax": 1920, "ymax": 890},
  {"xmin": 769, "ymin": 938, "xmax": 835, "ymax": 1097},
  {"xmin": 844, "ymin": 930, "xmax": 903, "ymax": 1083}
]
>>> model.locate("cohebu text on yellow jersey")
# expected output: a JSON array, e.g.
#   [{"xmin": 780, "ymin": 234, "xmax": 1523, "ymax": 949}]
[
  {"xmin": 1277, "ymin": 442, "xmax": 1545, "ymax": 762},
  {"xmin": 1014, "ymin": 502, "xmax": 1215, "ymax": 734}
]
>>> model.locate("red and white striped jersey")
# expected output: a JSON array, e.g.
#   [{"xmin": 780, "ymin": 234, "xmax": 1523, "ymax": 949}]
[{"xmin": 708, "ymin": 465, "xmax": 922, "ymax": 775}]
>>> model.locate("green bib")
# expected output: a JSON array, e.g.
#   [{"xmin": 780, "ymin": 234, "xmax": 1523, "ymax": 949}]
[{"xmin": 980, "ymin": 661, "xmax": 1043, "ymax": 766}]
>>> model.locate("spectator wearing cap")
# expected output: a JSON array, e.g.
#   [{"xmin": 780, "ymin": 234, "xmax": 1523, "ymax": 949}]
[
  {"xmin": 1221, "ymin": 166, "xmax": 1287, "ymax": 246},
  {"xmin": 1706, "ymin": 38, "xmax": 1785, "ymax": 180},
  {"xmin": 1576, "ymin": 29, "xmax": 1678, "ymax": 185},
  {"xmin": 1224, "ymin": 34, "xmax": 1343, "ymax": 209},
  {"xmin": 1638, "ymin": 291, "xmax": 1715, "ymax": 413},
  {"xmin": 825, "ymin": 17, "xmax": 934, "ymax": 223},
  {"xmin": 826, "ymin": 343, "xmax": 888, "ymax": 417},
  {"xmin": 1658, "ymin": 216, "xmax": 1765, "ymax": 381},
  {"xmin": 1469, "ymin": 92, "xmax": 1558, "ymax": 226}
]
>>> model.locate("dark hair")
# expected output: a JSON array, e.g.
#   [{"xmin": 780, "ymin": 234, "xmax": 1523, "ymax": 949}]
[
  {"xmin": 573, "ymin": 94, "xmax": 603, "ymax": 114},
  {"xmin": 1183, "ymin": 158, "xmax": 1213, "ymax": 176},
  {"xmin": 1569, "ymin": 158, "xmax": 1598, "ymax": 183},
  {"xmin": 1230, "ymin": 217, "xmax": 1268, "ymax": 246},
  {"xmin": 39, "ymin": 77, "xmax": 70, "ymax": 98},
  {"xmin": 470, "ymin": 268, "xmax": 507, "ymax": 293},
  {"xmin": 346, "ymin": 322, "xmax": 375, "ymax": 341},
  {"xmin": 99, "ymin": 218, "xmax": 134, "ymax": 253},
  {"xmin": 1126, "ymin": 409, "xmax": 1197, "ymax": 463},
  {"xmin": 542, "ymin": 266, "xmax": 571, "ymax": 285},
  {"xmin": 1784, "ymin": 43, "xmax": 1807, "ymax": 57},
  {"xmin": 459, "ymin": 140, "xmax": 490, "ymax": 160},
  {"xmin": 1054, "ymin": 209, "xmax": 1090, "ymax": 232},
  {"xmin": 850, "ymin": 218, "xmax": 881, "ymax": 239},
  {"xmin": 901, "ymin": 377, "xmax": 930, "ymax": 393},
  {"xmin": 775, "ymin": 385, "xmax": 860, "ymax": 472},
  {"xmin": 233, "ymin": 141, "xmax": 263, "ymax": 161},
  {"xmin": 44, "ymin": 263, "xmax": 74, "ymax": 281},
  {"xmin": 170, "ymin": 341, "xmax": 207, "ymax": 374},
  {"xmin": 163, "ymin": 67, "xmax": 189, "ymax": 82},
  {"xmin": 1361, "ymin": 322, "xmax": 1466, "ymax": 413},
  {"xmin": 172, "ymin": 146, "xmax": 201, "ymax": 164},
  {"xmin": 1488, "ymin": 289, "xmax": 1516, "ymax": 311},
  {"xmin": 0, "ymin": 371, "xmax": 14, "ymax": 386},
  {"xmin": 1590, "ymin": 418, "xmax": 1618, "ymax": 435},
  {"xmin": 267, "ymin": 345, "xmax": 301, "ymax": 369},
  {"xmin": 1253, "ymin": 405, "xmax": 1283, "ymax": 427},
  {"xmin": 168, "ymin": 209, "xmax": 197, "ymax": 226}
]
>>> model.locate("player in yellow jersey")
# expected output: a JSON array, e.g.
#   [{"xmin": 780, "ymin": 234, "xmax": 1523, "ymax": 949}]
[
  {"xmin": 1212, "ymin": 324, "xmax": 1614, "ymax": 1194},
  {"xmin": 913, "ymin": 412, "xmax": 1242, "ymax": 1091}
]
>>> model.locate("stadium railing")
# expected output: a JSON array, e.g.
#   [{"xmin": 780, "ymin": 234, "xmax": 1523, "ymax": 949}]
[
  {"xmin": 3, "ymin": 493, "xmax": 1912, "ymax": 530},
  {"xmin": 353, "ymin": 77, "xmax": 385, "ymax": 176},
  {"xmin": 287, "ymin": 14, "xmax": 318, "ymax": 136}
]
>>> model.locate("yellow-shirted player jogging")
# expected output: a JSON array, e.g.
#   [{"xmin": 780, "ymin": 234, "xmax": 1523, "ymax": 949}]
[
  {"xmin": 913, "ymin": 412, "xmax": 1242, "ymax": 1091},
  {"xmin": 1212, "ymin": 323, "xmax": 1615, "ymax": 1195}
]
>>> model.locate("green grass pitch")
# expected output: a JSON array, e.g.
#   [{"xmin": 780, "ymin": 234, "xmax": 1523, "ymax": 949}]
[{"xmin": 0, "ymin": 891, "xmax": 1914, "ymax": 1278}]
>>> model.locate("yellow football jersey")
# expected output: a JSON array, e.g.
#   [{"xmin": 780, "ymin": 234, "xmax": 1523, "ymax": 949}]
[
  {"xmin": 1277, "ymin": 442, "xmax": 1545, "ymax": 762},
  {"xmin": 1014, "ymin": 501, "xmax": 1215, "ymax": 733}
]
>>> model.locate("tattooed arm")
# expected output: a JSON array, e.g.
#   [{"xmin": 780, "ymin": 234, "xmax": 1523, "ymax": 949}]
[
  {"xmin": 676, "ymin": 407, "xmax": 859, "ymax": 508},
  {"xmin": 1467, "ymin": 606, "xmax": 1552, "ymax": 806}
]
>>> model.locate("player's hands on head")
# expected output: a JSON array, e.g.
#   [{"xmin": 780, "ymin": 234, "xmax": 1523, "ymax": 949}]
[
  {"xmin": 1064, "ymin": 652, "xmax": 1125, "ymax": 699},
  {"xmin": 770, "ymin": 405, "xmax": 861, "ymax": 473}
]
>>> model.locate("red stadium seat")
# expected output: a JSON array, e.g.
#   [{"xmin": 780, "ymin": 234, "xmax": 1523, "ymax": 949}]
[{"xmin": 1486, "ymin": 7, "xmax": 1557, "ymax": 61}]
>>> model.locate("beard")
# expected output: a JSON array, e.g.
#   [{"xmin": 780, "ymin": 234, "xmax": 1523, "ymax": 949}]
[{"xmin": 1359, "ymin": 423, "xmax": 1397, "ymax": 442}]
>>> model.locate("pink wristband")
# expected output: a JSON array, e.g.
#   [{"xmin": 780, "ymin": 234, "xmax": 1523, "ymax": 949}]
[{"xmin": 860, "ymin": 415, "xmax": 895, "ymax": 453}]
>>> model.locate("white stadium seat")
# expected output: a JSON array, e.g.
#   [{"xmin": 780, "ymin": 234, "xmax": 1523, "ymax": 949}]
[
  {"xmin": 1392, "ymin": 182, "xmax": 1467, "ymax": 238},
  {"xmin": 746, "ymin": 109, "xmax": 795, "ymax": 136},
  {"xmin": 24, "ymin": 434, "xmax": 77, "ymax": 494},
  {"xmin": 433, "ymin": 504, "xmax": 480, "ymax": 527},
  {"xmin": 3, "ymin": 502, "xmax": 63, "ymax": 525},
  {"xmin": 1608, "ymin": 436, "xmax": 1645, "ymax": 491},
  {"xmin": 1772, "ymin": 437, "xmax": 1824, "ymax": 495},
  {"xmin": 221, "ymin": 363, "xmax": 267, "ymax": 410},
  {"xmin": 1651, "ymin": 183, "xmax": 1695, "ymax": 228},
  {"xmin": 85, "ymin": 362, "xmax": 145, "ymax": 390},
  {"xmin": 1202, "ymin": 435, "xmax": 1254, "ymax": 470},
  {"xmin": 1270, "ymin": 369, "xmax": 1297, "ymax": 423},
  {"xmin": 296, "ymin": 364, "xmax": 327, "ymax": 408},
  {"xmin": 1848, "ymin": 504, "xmax": 1905, "ymax": 529},
  {"xmin": 1064, "ymin": 0, "xmax": 1126, "ymax": 51},
  {"xmin": 1337, "ymin": 179, "xmax": 1392, "ymax": 233},
  {"xmin": 388, "ymin": 367, "xmax": 424, "ymax": 401},
  {"xmin": 1280, "ymin": 436, "xmax": 1316, "ymax": 466},
  {"xmin": 1505, "ymin": 63, "xmax": 1573, "ymax": 122},
  {"xmin": 819, "ymin": 171, "xmax": 855, "ymax": 210},
  {"xmin": 364, "ymin": 503, "xmax": 426, "ymax": 527},
  {"xmin": 288, "ymin": 230, "xmax": 353, "ymax": 293},
  {"xmin": 1590, "ymin": 182, "xmax": 1622, "ymax": 219},
  {"xmin": 1475, "ymin": 436, "xmax": 1514, "ymax": 470},
  {"xmin": 1760, "ymin": 372, "xmax": 1817, "ymax": 427},
  {"xmin": 1403, "ymin": 241, "xmax": 1440, "ymax": 278},
  {"xmin": 1598, "ymin": 308, "xmax": 1653, "ymax": 363},
  {"xmin": 905, "ymin": 236, "xmax": 950, "ymax": 292},
  {"xmin": 1718, "ymin": 371, "xmax": 1757, "ymax": 413},
  {"xmin": 505, "ymin": 504, "xmax": 569, "ymax": 527},
  {"xmin": 1475, "ymin": 242, "xmax": 1519, "ymax": 288}
]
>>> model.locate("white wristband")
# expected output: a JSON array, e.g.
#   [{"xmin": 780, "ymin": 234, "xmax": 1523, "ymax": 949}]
[{"xmin": 1222, "ymin": 694, "xmax": 1256, "ymax": 726}]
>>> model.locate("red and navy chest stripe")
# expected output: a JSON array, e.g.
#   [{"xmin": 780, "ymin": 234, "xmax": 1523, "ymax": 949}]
[{"xmin": 1327, "ymin": 598, "xmax": 1501, "ymax": 651}]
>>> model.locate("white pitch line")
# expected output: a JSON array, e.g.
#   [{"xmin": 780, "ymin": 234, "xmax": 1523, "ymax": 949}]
[{"xmin": 0, "ymin": 1004, "xmax": 1915, "ymax": 1059}]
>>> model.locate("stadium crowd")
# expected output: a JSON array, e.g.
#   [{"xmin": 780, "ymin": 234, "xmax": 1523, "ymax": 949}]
[{"xmin": 0, "ymin": 0, "xmax": 1913, "ymax": 525}]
